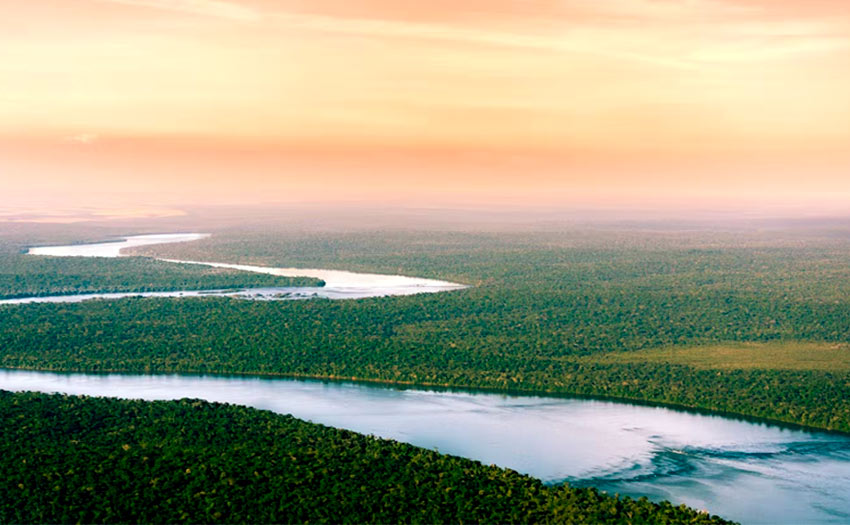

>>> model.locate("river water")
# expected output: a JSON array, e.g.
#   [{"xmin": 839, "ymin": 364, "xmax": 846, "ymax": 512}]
[
  {"xmin": 5, "ymin": 233, "xmax": 850, "ymax": 523},
  {"xmin": 2, "ymin": 369, "xmax": 849, "ymax": 524}
]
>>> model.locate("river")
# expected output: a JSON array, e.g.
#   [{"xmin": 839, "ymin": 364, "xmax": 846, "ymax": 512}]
[
  {"xmin": 5, "ymin": 233, "xmax": 850, "ymax": 523},
  {"xmin": 2, "ymin": 369, "xmax": 849, "ymax": 524}
]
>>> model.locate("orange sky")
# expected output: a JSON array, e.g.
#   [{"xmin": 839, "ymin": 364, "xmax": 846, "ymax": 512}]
[{"xmin": 1, "ymin": 0, "xmax": 849, "ymax": 213}]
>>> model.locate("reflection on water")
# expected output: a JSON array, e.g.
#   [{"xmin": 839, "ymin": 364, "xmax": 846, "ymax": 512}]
[
  {"xmin": 2, "ymin": 369, "xmax": 849, "ymax": 524},
  {"xmin": 27, "ymin": 233, "xmax": 210, "ymax": 258}
]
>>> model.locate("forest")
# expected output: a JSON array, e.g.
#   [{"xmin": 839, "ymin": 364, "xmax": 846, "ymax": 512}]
[
  {"xmin": 0, "ymin": 253, "xmax": 321, "ymax": 299},
  {"xmin": 2, "ymin": 226, "xmax": 849, "ymax": 432},
  {"xmin": 0, "ymin": 391, "xmax": 730, "ymax": 524},
  {"xmin": 2, "ymin": 223, "xmax": 850, "ymax": 523}
]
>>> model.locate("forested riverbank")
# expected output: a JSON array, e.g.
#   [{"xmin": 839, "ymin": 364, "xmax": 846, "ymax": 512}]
[
  {"xmin": 0, "ymin": 391, "xmax": 730, "ymax": 524},
  {"xmin": 0, "ymin": 254, "xmax": 321, "ymax": 299},
  {"xmin": 2, "ymin": 296, "xmax": 846, "ymax": 432},
  {"xmin": 4, "ymin": 223, "xmax": 850, "ymax": 523},
  {"xmin": 3, "ymin": 226, "xmax": 850, "ymax": 432}
]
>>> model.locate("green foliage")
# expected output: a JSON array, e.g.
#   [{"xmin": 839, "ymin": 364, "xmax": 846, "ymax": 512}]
[
  {"xmin": 588, "ymin": 342, "xmax": 850, "ymax": 371},
  {"xmin": 2, "ymin": 227, "xmax": 850, "ymax": 433},
  {"xmin": 0, "ymin": 254, "xmax": 321, "ymax": 299},
  {"xmin": 0, "ymin": 391, "xmax": 730, "ymax": 524}
]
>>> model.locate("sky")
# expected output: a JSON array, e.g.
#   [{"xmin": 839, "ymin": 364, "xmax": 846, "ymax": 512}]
[{"xmin": 1, "ymin": 0, "xmax": 849, "ymax": 216}]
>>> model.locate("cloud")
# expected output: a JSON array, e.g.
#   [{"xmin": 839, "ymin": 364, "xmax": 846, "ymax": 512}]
[
  {"xmin": 272, "ymin": 12, "xmax": 700, "ymax": 70},
  {"xmin": 270, "ymin": 1, "xmax": 849, "ymax": 71},
  {"xmin": 99, "ymin": 0, "xmax": 259, "ymax": 21}
]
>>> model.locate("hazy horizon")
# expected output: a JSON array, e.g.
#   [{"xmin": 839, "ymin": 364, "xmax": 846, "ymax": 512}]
[{"xmin": 2, "ymin": 1, "xmax": 849, "ymax": 216}]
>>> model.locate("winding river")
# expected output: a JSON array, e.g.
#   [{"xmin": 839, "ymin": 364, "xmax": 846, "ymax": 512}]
[
  {"xmin": 3, "ymin": 233, "xmax": 465, "ymax": 304},
  {"xmin": 3, "ymin": 234, "xmax": 850, "ymax": 523}
]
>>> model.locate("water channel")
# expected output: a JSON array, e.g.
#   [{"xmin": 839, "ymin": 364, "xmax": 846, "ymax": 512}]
[{"xmin": 4, "ymin": 233, "xmax": 849, "ymax": 523}]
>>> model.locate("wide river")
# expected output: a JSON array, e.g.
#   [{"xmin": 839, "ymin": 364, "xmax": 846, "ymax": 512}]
[
  {"xmin": 3, "ymin": 233, "xmax": 850, "ymax": 523},
  {"xmin": 2, "ymin": 369, "xmax": 849, "ymax": 524}
]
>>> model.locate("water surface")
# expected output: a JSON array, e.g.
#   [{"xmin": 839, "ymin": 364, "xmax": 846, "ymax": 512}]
[
  {"xmin": 3, "ymin": 368, "xmax": 849, "ymax": 524},
  {"xmin": 27, "ymin": 233, "xmax": 210, "ymax": 257}
]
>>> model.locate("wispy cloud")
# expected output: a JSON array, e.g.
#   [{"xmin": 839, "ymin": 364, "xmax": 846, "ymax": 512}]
[
  {"xmin": 271, "ymin": 3, "xmax": 848, "ymax": 71},
  {"xmin": 99, "ymin": 0, "xmax": 259, "ymax": 21},
  {"xmin": 273, "ymin": 12, "xmax": 700, "ymax": 71},
  {"xmin": 693, "ymin": 36, "xmax": 850, "ymax": 63}
]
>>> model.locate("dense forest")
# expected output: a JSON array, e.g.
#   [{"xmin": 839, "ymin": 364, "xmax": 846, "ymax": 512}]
[
  {"xmin": 3, "ymin": 227, "xmax": 850, "ymax": 432},
  {"xmin": 0, "ymin": 391, "xmax": 729, "ymax": 524},
  {"xmin": 1, "ymin": 223, "xmax": 850, "ymax": 523},
  {"xmin": 0, "ymin": 253, "xmax": 321, "ymax": 299}
]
